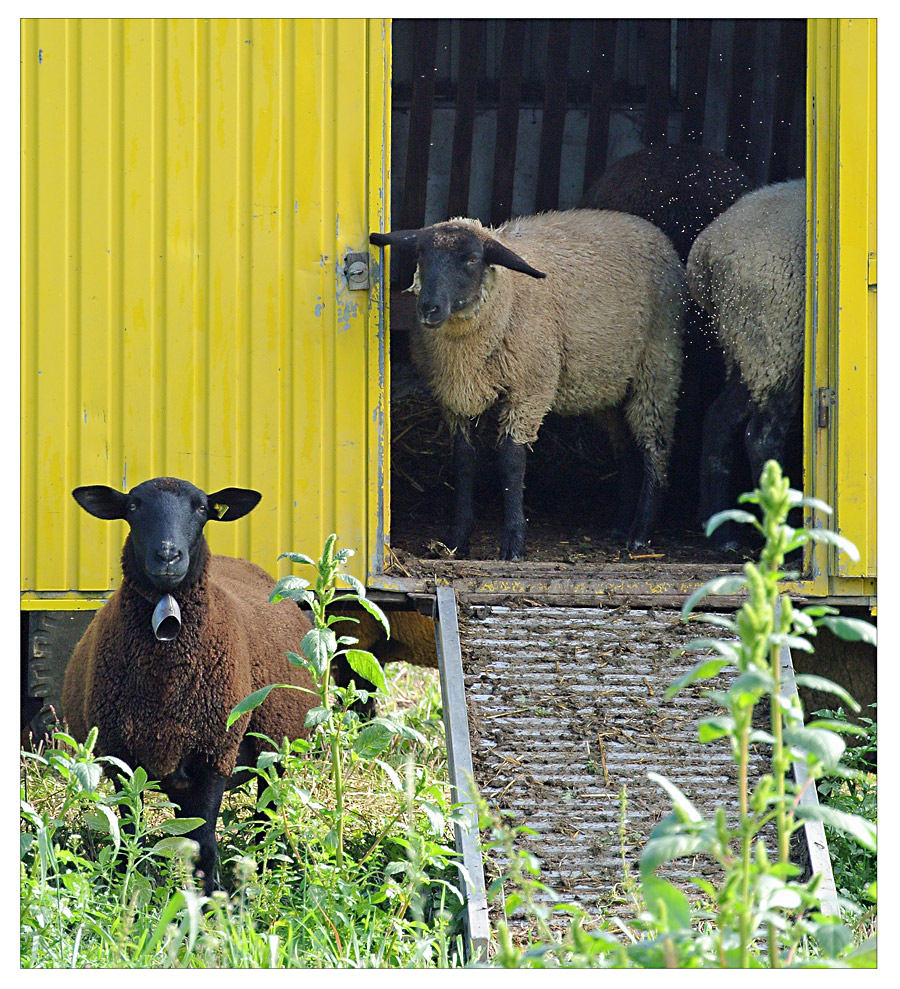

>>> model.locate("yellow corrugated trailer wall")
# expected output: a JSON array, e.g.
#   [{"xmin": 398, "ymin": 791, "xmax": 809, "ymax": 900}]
[
  {"xmin": 21, "ymin": 18, "xmax": 389, "ymax": 607},
  {"xmin": 806, "ymin": 18, "xmax": 876, "ymax": 600}
]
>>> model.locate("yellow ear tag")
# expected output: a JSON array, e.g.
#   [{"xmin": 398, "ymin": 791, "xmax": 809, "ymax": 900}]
[{"xmin": 214, "ymin": 503, "xmax": 229, "ymax": 520}]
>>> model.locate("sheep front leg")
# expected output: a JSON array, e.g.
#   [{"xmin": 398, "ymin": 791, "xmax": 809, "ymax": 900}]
[
  {"xmin": 498, "ymin": 433, "xmax": 528, "ymax": 561},
  {"xmin": 446, "ymin": 423, "xmax": 476, "ymax": 557},
  {"xmin": 172, "ymin": 775, "xmax": 228, "ymax": 896}
]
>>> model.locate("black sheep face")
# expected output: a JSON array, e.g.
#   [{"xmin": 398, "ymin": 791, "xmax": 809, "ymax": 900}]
[
  {"xmin": 369, "ymin": 223, "xmax": 546, "ymax": 330},
  {"xmin": 72, "ymin": 477, "xmax": 261, "ymax": 593}
]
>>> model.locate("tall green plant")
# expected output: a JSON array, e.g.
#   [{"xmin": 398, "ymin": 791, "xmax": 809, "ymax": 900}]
[
  {"xmin": 637, "ymin": 460, "xmax": 876, "ymax": 967},
  {"xmin": 227, "ymin": 534, "xmax": 425, "ymax": 869}
]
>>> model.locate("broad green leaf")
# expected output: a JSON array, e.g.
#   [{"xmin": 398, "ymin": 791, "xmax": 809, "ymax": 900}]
[
  {"xmin": 820, "ymin": 616, "xmax": 877, "ymax": 646},
  {"xmin": 845, "ymin": 935, "xmax": 877, "ymax": 968},
  {"xmin": 356, "ymin": 595, "xmax": 391, "ymax": 637},
  {"xmin": 646, "ymin": 772, "xmax": 703, "ymax": 823},
  {"xmin": 802, "ymin": 604, "xmax": 840, "ymax": 618},
  {"xmin": 269, "ymin": 575, "xmax": 311, "ymax": 603},
  {"xmin": 640, "ymin": 874, "xmax": 692, "ymax": 932},
  {"xmin": 286, "ymin": 650, "xmax": 312, "ymax": 670},
  {"xmin": 84, "ymin": 805, "xmax": 121, "ymax": 853},
  {"xmin": 813, "ymin": 921, "xmax": 854, "ymax": 958},
  {"xmin": 337, "ymin": 572, "xmax": 367, "ymax": 597},
  {"xmin": 787, "ymin": 490, "xmax": 833, "ymax": 514},
  {"xmin": 665, "ymin": 655, "xmax": 730, "ymax": 699},
  {"xmin": 690, "ymin": 613, "xmax": 739, "ymax": 633},
  {"xmin": 698, "ymin": 715, "xmax": 735, "ymax": 743},
  {"xmin": 784, "ymin": 726, "xmax": 845, "ymax": 769},
  {"xmin": 20, "ymin": 832, "xmax": 34, "ymax": 859},
  {"xmin": 769, "ymin": 632, "xmax": 815, "ymax": 653},
  {"xmin": 301, "ymin": 627, "xmax": 336, "ymax": 676},
  {"xmin": 705, "ymin": 508, "xmax": 760, "ymax": 537},
  {"xmin": 682, "ymin": 575, "xmax": 747, "ymax": 618},
  {"xmin": 641, "ymin": 829, "xmax": 713, "ymax": 877},
  {"xmin": 794, "ymin": 675, "xmax": 860, "ymax": 712},
  {"xmin": 343, "ymin": 648, "xmax": 386, "ymax": 692},
  {"xmin": 795, "ymin": 804, "xmax": 876, "ymax": 851},
  {"xmin": 151, "ymin": 837, "xmax": 198, "ymax": 858},
  {"xmin": 72, "ymin": 761, "xmax": 103, "ymax": 794},
  {"xmin": 373, "ymin": 757, "xmax": 403, "ymax": 791},
  {"xmin": 355, "ymin": 718, "xmax": 399, "ymax": 758},
  {"xmin": 805, "ymin": 528, "xmax": 860, "ymax": 562},
  {"xmin": 304, "ymin": 705, "xmax": 332, "ymax": 729},
  {"xmin": 255, "ymin": 751, "xmax": 281, "ymax": 771},
  {"xmin": 277, "ymin": 551, "xmax": 317, "ymax": 567},
  {"xmin": 227, "ymin": 683, "xmax": 280, "ymax": 728},
  {"xmin": 420, "ymin": 800, "xmax": 445, "ymax": 836},
  {"xmin": 155, "ymin": 817, "xmax": 205, "ymax": 836},
  {"xmin": 729, "ymin": 668, "xmax": 775, "ymax": 706}
]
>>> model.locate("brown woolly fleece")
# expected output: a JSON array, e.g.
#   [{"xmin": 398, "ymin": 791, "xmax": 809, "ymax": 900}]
[
  {"xmin": 686, "ymin": 179, "xmax": 806, "ymax": 408},
  {"xmin": 330, "ymin": 605, "xmax": 438, "ymax": 669},
  {"xmin": 408, "ymin": 210, "xmax": 685, "ymax": 485},
  {"xmin": 63, "ymin": 539, "xmax": 315, "ymax": 787}
]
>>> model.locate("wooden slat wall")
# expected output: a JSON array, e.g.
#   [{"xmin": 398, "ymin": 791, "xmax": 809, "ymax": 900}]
[
  {"xmin": 400, "ymin": 19, "xmax": 438, "ymax": 230},
  {"xmin": 681, "ymin": 19, "xmax": 711, "ymax": 144},
  {"xmin": 490, "ymin": 20, "xmax": 526, "ymax": 227},
  {"xmin": 534, "ymin": 21, "xmax": 571, "ymax": 213},
  {"xmin": 583, "ymin": 20, "xmax": 617, "ymax": 192},
  {"xmin": 447, "ymin": 20, "xmax": 485, "ymax": 218},
  {"xmin": 391, "ymin": 17, "xmax": 807, "ymax": 281}
]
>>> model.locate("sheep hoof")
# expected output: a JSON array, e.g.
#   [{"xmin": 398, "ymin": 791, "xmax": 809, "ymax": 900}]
[
  {"xmin": 444, "ymin": 528, "xmax": 471, "ymax": 559},
  {"xmin": 500, "ymin": 526, "xmax": 526, "ymax": 561}
]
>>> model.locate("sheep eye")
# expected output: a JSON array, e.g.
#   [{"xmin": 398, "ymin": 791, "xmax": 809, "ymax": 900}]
[
  {"xmin": 127, "ymin": 501, "xmax": 138, "ymax": 513},
  {"xmin": 196, "ymin": 503, "xmax": 208, "ymax": 516},
  {"xmin": 466, "ymin": 256, "xmax": 480, "ymax": 266}
]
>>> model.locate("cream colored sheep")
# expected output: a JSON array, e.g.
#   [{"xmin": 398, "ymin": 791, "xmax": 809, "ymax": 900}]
[
  {"xmin": 686, "ymin": 178, "xmax": 806, "ymax": 546},
  {"xmin": 371, "ymin": 209, "xmax": 685, "ymax": 558}
]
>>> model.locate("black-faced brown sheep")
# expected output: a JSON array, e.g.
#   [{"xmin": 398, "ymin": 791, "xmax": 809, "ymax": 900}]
[
  {"xmin": 686, "ymin": 178, "xmax": 807, "ymax": 548},
  {"xmin": 62, "ymin": 477, "xmax": 315, "ymax": 893},
  {"xmin": 371, "ymin": 209, "xmax": 685, "ymax": 558}
]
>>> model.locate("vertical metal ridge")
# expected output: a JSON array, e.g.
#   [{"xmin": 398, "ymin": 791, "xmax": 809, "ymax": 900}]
[
  {"xmin": 21, "ymin": 19, "xmax": 38, "ymax": 590},
  {"xmin": 435, "ymin": 587, "xmax": 491, "ymax": 962},
  {"xmin": 64, "ymin": 18, "xmax": 83, "ymax": 590},
  {"xmin": 106, "ymin": 17, "xmax": 125, "ymax": 582},
  {"xmin": 277, "ymin": 19, "xmax": 296, "ymax": 562},
  {"xmin": 236, "ymin": 16, "xmax": 253, "ymax": 560},
  {"xmin": 192, "ymin": 17, "xmax": 210, "ymax": 495},
  {"xmin": 150, "ymin": 18, "xmax": 167, "ymax": 476}
]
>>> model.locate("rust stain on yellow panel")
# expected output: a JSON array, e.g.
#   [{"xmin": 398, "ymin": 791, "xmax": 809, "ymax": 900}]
[{"xmin": 21, "ymin": 18, "xmax": 388, "ymax": 599}]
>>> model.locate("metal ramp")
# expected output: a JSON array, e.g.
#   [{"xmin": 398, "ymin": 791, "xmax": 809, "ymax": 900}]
[{"xmin": 433, "ymin": 588, "xmax": 837, "ymax": 959}]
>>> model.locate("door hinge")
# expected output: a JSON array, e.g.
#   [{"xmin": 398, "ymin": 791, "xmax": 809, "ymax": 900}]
[
  {"xmin": 344, "ymin": 252, "xmax": 370, "ymax": 290},
  {"xmin": 817, "ymin": 387, "xmax": 836, "ymax": 428},
  {"xmin": 868, "ymin": 251, "xmax": 877, "ymax": 288}
]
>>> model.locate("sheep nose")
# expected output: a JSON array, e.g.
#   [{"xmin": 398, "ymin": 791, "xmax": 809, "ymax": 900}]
[
  {"xmin": 156, "ymin": 543, "xmax": 183, "ymax": 565},
  {"xmin": 419, "ymin": 302, "xmax": 443, "ymax": 326}
]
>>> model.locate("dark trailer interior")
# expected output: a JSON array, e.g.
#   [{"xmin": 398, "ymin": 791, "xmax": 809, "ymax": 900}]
[{"xmin": 383, "ymin": 18, "xmax": 807, "ymax": 586}]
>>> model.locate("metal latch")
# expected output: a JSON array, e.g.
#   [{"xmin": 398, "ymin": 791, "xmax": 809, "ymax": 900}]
[
  {"xmin": 344, "ymin": 252, "xmax": 370, "ymax": 290},
  {"xmin": 817, "ymin": 387, "xmax": 836, "ymax": 428}
]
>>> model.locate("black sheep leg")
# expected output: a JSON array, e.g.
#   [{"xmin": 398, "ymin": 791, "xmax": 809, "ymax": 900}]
[
  {"xmin": 698, "ymin": 374, "xmax": 751, "ymax": 549},
  {"xmin": 172, "ymin": 775, "xmax": 228, "ymax": 895},
  {"xmin": 744, "ymin": 384, "xmax": 800, "ymax": 485},
  {"xmin": 498, "ymin": 433, "xmax": 528, "ymax": 560},
  {"xmin": 446, "ymin": 423, "xmax": 476, "ymax": 557},
  {"xmin": 627, "ymin": 448, "xmax": 665, "ymax": 550}
]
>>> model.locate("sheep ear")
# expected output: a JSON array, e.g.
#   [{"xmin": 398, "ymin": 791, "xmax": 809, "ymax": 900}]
[
  {"xmin": 369, "ymin": 230, "xmax": 422, "ymax": 249},
  {"xmin": 205, "ymin": 488, "xmax": 262, "ymax": 522},
  {"xmin": 72, "ymin": 485, "xmax": 130, "ymax": 520},
  {"xmin": 483, "ymin": 239, "xmax": 547, "ymax": 279}
]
